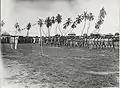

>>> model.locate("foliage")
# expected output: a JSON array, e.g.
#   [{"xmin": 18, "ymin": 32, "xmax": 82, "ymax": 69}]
[
  {"xmin": 55, "ymin": 14, "xmax": 62, "ymax": 24},
  {"xmin": 38, "ymin": 19, "xmax": 44, "ymax": 27},
  {"xmin": 71, "ymin": 21, "xmax": 77, "ymax": 29},
  {"xmin": 76, "ymin": 14, "xmax": 83, "ymax": 24},
  {"xmin": 95, "ymin": 7, "xmax": 106, "ymax": 30},
  {"xmin": 26, "ymin": 22, "xmax": 31, "ymax": 30},
  {"xmin": 45, "ymin": 17, "xmax": 52, "ymax": 28},
  {"xmin": 63, "ymin": 18, "xmax": 72, "ymax": 29},
  {"xmin": 0, "ymin": 20, "xmax": 5, "ymax": 27},
  {"xmin": 51, "ymin": 16, "xmax": 55, "ymax": 24}
]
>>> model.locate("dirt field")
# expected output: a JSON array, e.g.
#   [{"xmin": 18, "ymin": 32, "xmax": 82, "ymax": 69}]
[{"xmin": 1, "ymin": 44, "xmax": 119, "ymax": 88}]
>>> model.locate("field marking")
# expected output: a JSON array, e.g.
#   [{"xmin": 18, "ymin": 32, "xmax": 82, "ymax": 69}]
[{"xmin": 84, "ymin": 71, "xmax": 119, "ymax": 75}]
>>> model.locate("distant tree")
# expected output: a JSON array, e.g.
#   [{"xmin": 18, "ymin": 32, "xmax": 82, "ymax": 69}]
[
  {"xmin": 0, "ymin": 20, "xmax": 5, "ymax": 35},
  {"xmin": 45, "ymin": 17, "xmax": 52, "ymax": 37},
  {"xmin": 14, "ymin": 22, "xmax": 21, "ymax": 35},
  {"xmin": 63, "ymin": 18, "xmax": 72, "ymax": 35},
  {"xmin": 50, "ymin": 16, "xmax": 56, "ymax": 35},
  {"xmin": 75, "ymin": 14, "xmax": 83, "ymax": 35},
  {"xmin": 76, "ymin": 14, "xmax": 83, "ymax": 24},
  {"xmin": 26, "ymin": 22, "xmax": 31, "ymax": 36},
  {"xmin": 51, "ymin": 16, "xmax": 55, "ymax": 24},
  {"xmin": 81, "ymin": 11, "xmax": 89, "ymax": 35},
  {"xmin": 55, "ymin": 14, "xmax": 63, "ymax": 35},
  {"xmin": 38, "ymin": 19, "xmax": 44, "ymax": 56},
  {"xmin": 94, "ymin": 7, "xmax": 106, "ymax": 33},
  {"xmin": 86, "ymin": 12, "xmax": 94, "ymax": 34},
  {"xmin": 0, "ymin": 20, "xmax": 5, "ymax": 27},
  {"xmin": 69, "ymin": 21, "xmax": 77, "ymax": 34}
]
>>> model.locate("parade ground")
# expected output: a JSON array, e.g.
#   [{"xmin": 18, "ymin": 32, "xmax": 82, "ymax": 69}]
[{"xmin": 1, "ymin": 44, "xmax": 119, "ymax": 88}]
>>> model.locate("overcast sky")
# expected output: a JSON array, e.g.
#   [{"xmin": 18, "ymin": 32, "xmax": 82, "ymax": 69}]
[{"xmin": 1, "ymin": 0, "xmax": 119, "ymax": 36}]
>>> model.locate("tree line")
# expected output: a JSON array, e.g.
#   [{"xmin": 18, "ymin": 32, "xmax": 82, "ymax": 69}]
[{"xmin": 0, "ymin": 7, "xmax": 107, "ymax": 37}]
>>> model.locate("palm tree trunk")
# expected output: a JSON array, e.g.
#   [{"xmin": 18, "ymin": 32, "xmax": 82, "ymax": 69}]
[
  {"xmin": 64, "ymin": 28, "xmax": 72, "ymax": 36},
  {"xmin": 39, "ymin": 27, "xmax": 43, "ymax": 56},
  {"xmin": 49, "ymin": 26, "xmax": 52, "ymax": 34},
  {"xmin": 91, "ymin": 28, "xmax": 97, "ymax": 34},
  {"xmin": 81, "ymin": 20, "xmax": 86, "ymax": 36},
  {"xmin": 41, "ymin": 28, "xmax": 47, "ymax": 37},
  {"xmin": 48, "ymin": 27, "xmax": 50, "ymax": 37},
  {"xmin": 55, "ymin": 23, "xmax": 58, "ymax": 35},
  {"xmin": 63, "ymin": 28, "xmax": 66, "ymax": 36},
  {"xmin": 87, "ymin": 21, "xmax": 91, "ymax": 35},
  {"xmin": 97, "ymin": 28, "xmax": 100, "ymax": 33},
  {"xmin": 58, "ymin": 24, "xmax": 63, "ymax": 36},
  {"xmin": 69, "ymin": 28, "xmax": 74, "ymax": 34},
  {"xmin": 27, "ymin": 30, "xmax": 29, "ymax": 36}
]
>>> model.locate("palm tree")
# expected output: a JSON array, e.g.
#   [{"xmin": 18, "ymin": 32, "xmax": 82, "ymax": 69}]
[
  {"xmin": 69, "ymin": 21, "xmax": 77, "ymax": 34},
  {"xmin": 99, "ymin": 7, "xmax": 106, "ymax": 19},
  {"xmin": 14, "ymin": 22, "xmax": 21, "ymax": 35},
  {"xmin": 63, "ymin": 18, "xmax": 72, "ymax": 35},
  {"xmin": 38, "ymin": 19, "xmax": 44, "ymax": 56},
  {"xmin": 75, "ymin": 14, "xmax": 83, "ymax": 35},
  {"xmin": 76, "ymin": 14, "xmax": 83, "ymax": 24},
  {"xmin": 26, "ymin": 22, "xmax": 31, "ymax": 36},
  {"xmin": 0, "ymin": 20, "xmax": 5, "ymax": 27},
  {"xmin": 86, "ymin": 12, "xmax": 94, "ymax": 34},
  {"xmin": 45, "ymin": 17, "xmax": 52, "ymax": 37},
  {"xmin": 96, "ymin": 18, "xmax": 104, "ymax": 33},
  {"xmin": 81, "ymin": 11, "xmax": 89, "ymax": 36},
  {"xmin": 51, "ymin": 16, "xmax": 55, "ymax": 24},
  {"xmin": 94, "ymin": 7, "xmax": 106, "ymax": 33},
  {"xmin": 0, "ymin": 20, "xmax": 5, "ymax": 35},
  {"xmin": 65, "ymin": 18, "xmax": 72, "ymax": 27},
  {"xmin": 55, "ymin": 14, "xmax": 63, "ymax": 35},
  {"xmin": 50, "ymin": 16, "xmax": 56, "ymax": 35}
]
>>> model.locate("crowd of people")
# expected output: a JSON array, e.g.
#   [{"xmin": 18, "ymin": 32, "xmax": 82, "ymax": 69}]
[{"xmin": 1, "ymin": 33, "xmax": 119, "ymax": 50}]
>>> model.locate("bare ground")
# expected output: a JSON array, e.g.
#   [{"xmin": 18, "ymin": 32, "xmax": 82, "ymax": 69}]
[{"xmin": 1, "ymin": 44, "xmax": 119, "ymax": 88}]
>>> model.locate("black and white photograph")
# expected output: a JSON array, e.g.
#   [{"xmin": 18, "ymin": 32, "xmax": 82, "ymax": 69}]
[{"xmin": 0, "ymin": 0, "xmax": 119, "ymax": 88}]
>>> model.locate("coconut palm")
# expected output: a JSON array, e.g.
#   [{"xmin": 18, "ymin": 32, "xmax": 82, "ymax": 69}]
[
  {"xmin": 86, "ymin": 12, "xmax": 94, "ymax": 34},
  {"xmin": 38, "ymin": 19, "xmax": 44, "ymax": 55},
  {"xmin": 69, "ymin": 21, "xmax": 77, "ymax": 34},
  {"xmin": 55, "ymin": 14, "xmax": 63, "ymax": 35},
  {"xmin": 0, "ymin": 20, "xmax": 5, "ymax": 35},
  {"xmin": 45, "ymin": 17, "xmax": 52, "ymax": 37},
  {"xmin": 14, "ymin": 22, "xmax": 21, "ymax": 35},
  {"xmin": 76, "ymin": 14, "xmax": 83, "ymax": 24},
  {"xmin": 65, "ymin": 18, "xmax": 72, "ymax": 26},
  {"xmin": 50, "ymin": 16, "xmax": 56, "ymax": 34},
  {"xmin": 95, "ymin": 18, "xmax": 104, "ymax": 33},
  {"xmin": 99, "ymin": 7, "xmax": 106, "ymax": 19},
  {"xmin": 75, "ymin": 14, "xmax": 83, "ymax": 35},
  {"xmin": 51, "ymin": 16, "xmax": 55, "ymax": 24},
  {"xmin": 0, "ymin": 20, "xmax": 5, "ymax": 27},
  {"xmin": 81, "ymin": 11, "xmax": 89, "ymax": 36},
  {"xmin": 63, "ymin": 18, "xmax": 72, "ymax": 35},
  {"xmin": 94, "ymin": 7, "xmax": 106, "ymax": 33},
  {"xmin": 26, "ymin": 22, "xmax": 31, "ymax": 36}
]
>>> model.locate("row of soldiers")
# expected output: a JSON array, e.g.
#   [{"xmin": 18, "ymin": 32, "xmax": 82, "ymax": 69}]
[
  {"xmin": 40, "ymin": 35, "xmax": 119, "ymax": 49},
  {"xmin": 1, "ymin": 34, "xmax": 119, "ymax": 49}
]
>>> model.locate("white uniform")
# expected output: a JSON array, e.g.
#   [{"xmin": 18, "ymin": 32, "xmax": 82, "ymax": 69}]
[
  {"xmin": 10, "ymin": 36, "xmax": 19, "ymax": 49},
  {"xmin": 33, "ymin": 37, "xmax": 36, "ymax": 44},
  {"xmin": 10, "ymin": 29, "xmax": 20, "ymax": 49}
]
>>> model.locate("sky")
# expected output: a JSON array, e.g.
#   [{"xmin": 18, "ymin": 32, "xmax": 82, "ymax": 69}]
[{"xmin": 1, "ymin": 0, "xmax": 120, "ymax": 36}]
